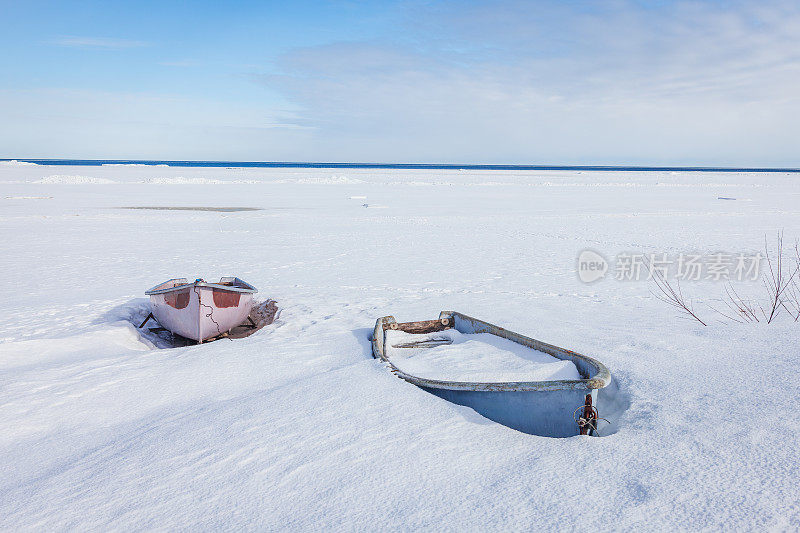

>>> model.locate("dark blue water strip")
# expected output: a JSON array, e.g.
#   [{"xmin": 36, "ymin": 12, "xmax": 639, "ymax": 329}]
[{"xmin": 2, "ymin": 159, "xmax": 798, "ymax": 172}]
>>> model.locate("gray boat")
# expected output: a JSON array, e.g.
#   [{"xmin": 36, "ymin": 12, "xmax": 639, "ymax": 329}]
[{"xmin": 372, "ymin": 311, "xmax": 611, "ymax": 437}]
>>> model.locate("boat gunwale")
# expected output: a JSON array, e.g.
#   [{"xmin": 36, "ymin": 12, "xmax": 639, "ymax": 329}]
[
  {"xmin": 372, "ymin": 311, "xmax": 610, "ymax": 392},
  {"xmin": 145, "ymin": 277, "xmax": 258, "ymax": 296}
]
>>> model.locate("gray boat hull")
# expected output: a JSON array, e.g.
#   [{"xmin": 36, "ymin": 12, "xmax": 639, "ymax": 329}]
[
  {"xmin": 372, "ymin": 311, "xmax": 610, "ymax": 437},
  {"xmin": 423, "ymin": 386, "xmax": 597, "ymax": 438}
]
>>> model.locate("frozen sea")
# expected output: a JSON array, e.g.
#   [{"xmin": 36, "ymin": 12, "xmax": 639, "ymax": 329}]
[{"xmin": 1, "ymin": 160, "xmax": 799, "ymax": 530}]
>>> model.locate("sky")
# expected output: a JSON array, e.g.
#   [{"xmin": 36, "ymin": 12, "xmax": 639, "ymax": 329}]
[{"xmin": 1, "ymin": 0, "xmax": 799, "ymax": 165}]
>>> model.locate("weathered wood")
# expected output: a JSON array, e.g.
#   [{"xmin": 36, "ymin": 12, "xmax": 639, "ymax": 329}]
[
  {"xmin": 138, "ymin": 312, "xmax": 155, "ymax": 329},
  {"xmin": 388, "ymin": 319, "xmax": 452, "ymax": 334}
]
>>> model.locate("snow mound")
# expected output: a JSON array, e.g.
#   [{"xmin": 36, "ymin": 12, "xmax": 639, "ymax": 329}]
[
  {"xmin": 385, "ymin": 329, "xmax": 581, "ymax": 382},
  {"xmin": 295, "ymin": 175, "xmax": 365, "ymax": 185},
  {"xmin": 0, "ymin": 324, "xmax": 151, "ymax": 372},
  {"xmin": 142, "ymin": 177, "xmax": 226, "ymax": 184},
  {"xmin": 0, "ymin": 160, "xmax": 38, "ymax": 166},
  {"xmin": 139, "ymin": 177, "xmax": 261, "ymax": 185},
  {"xmin": 471, "ymin": 181, "xmax": 510, "ymax": 186},
  {"xmin": 34, "ymin": 175, "xmax": 116, "ymax": 184},
  {"xmin": 402, "ymin": 180, "xmax": 441, "ymax": 186},
  {"xmin": 655, "ymin": 182, "xmax": 759, "ymax": 188},
  {"xmin": 536, "ymin": 181, "xmax": 643, "ymax": 187},
  {"xmin": 103, "ymin": 163, "xmax": 170, "ymax": 167}
]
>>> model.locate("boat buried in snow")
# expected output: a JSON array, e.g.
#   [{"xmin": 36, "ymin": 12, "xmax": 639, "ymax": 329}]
[
  {"xmin": 372, "ymin": 311, "xmax": 611, "ymax": 437},
  {"xmin": 143, "ymin": 277, "xmax": 258, "ymax": 343}
]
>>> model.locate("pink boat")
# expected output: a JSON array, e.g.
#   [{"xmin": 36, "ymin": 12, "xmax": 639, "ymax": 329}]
[{"xmin": 145, "ymin": 277, "xmax": 258, "ymax": 343}]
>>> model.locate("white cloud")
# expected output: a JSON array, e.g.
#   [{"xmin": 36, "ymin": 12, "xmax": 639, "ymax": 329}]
[
  {"xmin": 12, "ymin": 1, "xmax": 800, "ymax": 164},
  {"xmin": 254, "ymin": 0, "xmax": 800, "ymax": 165}
]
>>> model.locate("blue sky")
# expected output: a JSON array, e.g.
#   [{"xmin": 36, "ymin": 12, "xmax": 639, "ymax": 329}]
[{"xmin": 1, "ymin": 0, "xmax": 799, "ymax": 165}]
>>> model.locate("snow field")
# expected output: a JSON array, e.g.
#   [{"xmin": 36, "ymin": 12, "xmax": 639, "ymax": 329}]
[{"xmin": 1, "ymin": 163, "xmax": 799, "ymax": 530}]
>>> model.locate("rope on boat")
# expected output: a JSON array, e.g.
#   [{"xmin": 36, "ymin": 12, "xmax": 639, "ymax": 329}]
[{"xmin": 573, "ymin": 399, "xmax": 610, "ymax": 436}]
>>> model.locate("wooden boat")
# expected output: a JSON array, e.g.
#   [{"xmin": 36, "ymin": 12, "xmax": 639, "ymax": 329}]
[
  {"xmin": 372, "ymin": 311, "xmax": 610, "ymax": 437},
  {"xmin": 144, "ymin": 277, "xmax": 257, "ymax": 343}
]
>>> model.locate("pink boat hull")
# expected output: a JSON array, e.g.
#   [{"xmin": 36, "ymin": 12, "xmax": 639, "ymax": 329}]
[{"xmin": 146, "ymin": 278, "xmax": 257, "ymax": 342}]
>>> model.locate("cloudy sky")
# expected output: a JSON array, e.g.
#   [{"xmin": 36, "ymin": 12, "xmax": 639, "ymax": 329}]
[{"xmin": 1, "ymin": 0, "xmax": 799, "ymax": 165}]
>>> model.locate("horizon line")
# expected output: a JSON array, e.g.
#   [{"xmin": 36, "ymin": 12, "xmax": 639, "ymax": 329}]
[{"xmin": 2, "ymin": 158, "xmax": 799, "ymax": 173}]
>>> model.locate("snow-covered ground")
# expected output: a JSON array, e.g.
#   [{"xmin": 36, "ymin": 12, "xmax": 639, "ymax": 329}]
[{"xmin": 1, "ymin": 163, "xmax": 799, "ymax": 530}]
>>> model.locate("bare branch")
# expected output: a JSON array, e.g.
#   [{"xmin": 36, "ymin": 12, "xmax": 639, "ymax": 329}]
[
  {"xmin": 645, "ymin": 256, "xmax": 707, "ymax": 326},
  {"xmin": 782, "ymin": 240, "xmax": 800, "ymax": 322},
  {"xmin": 761, "ymin": 231, "xmax": 799, "ymax": 323}
]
